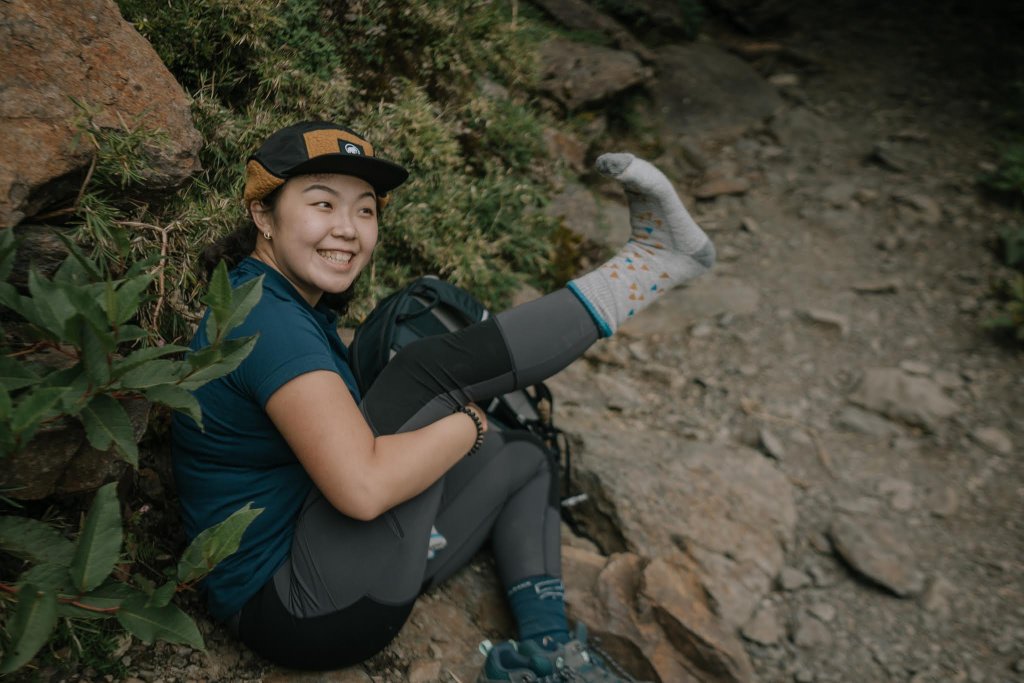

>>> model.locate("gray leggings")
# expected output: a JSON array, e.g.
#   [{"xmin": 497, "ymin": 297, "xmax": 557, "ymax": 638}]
[{"xmin": 237, "ymin": 289, "xmax": 599, "ymax": 669}]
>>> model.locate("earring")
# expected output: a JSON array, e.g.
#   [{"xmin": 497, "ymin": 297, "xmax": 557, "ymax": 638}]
[{"xmin": 264, "ymin": 232, "xmax": 272, "ymax": 240}]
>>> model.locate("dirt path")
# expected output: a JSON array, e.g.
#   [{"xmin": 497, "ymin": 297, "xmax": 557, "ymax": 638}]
[{"xmin": 656, "ymin": 2, "xmax": 1024, "ymax": 680}]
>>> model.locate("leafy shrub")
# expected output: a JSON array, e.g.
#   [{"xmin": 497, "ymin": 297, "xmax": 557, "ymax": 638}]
[
  {"xmin": 111, "ymin": 0, "xmax": 563, "ymax": 338},
  {"xmin": 983, "ymin": 143, "xmax": 1024, "ymax": 201},
  {"xmin": 0, "ymin": 228, "xmax": 265, "ymax": 671}
]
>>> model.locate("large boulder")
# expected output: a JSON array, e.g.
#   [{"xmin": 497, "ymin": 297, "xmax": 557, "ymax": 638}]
[
  {"xmin": 550, "ymin": 402, "xmax": 797, "ymax": 628},
  {"xmin": 653, "ymin": 42, "xmax": 783, "ymax": 143},
  {"xmin": 530, "ymin": 0, "xmax": 656, "ymax": 62},
  {"xmin": 0, "ymin": 0, "xmax": 202, "ymax": 228},
  {"xmin": 539, "ymin": 38, "xmax": 653, "ymax": 112}
]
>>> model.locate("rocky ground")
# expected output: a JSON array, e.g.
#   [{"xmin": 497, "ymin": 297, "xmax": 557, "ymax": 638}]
[{"xmin": 45, "ymin": 1, "xmax": 1024, "ymax": 682}]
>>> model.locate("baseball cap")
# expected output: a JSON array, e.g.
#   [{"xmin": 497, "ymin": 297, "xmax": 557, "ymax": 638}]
[{"xmin": 243, "ymin": 121, "xmax": 409, "ymax": 206}]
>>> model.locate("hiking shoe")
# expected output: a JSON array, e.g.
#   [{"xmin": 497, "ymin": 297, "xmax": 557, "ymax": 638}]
[
  {"xmin": 518, "ymin": 623, "xmax": 646, "ymax": 682},
  {"xmin": 477, "ymin": 640, "xmax": 560, "ymax": 683}
]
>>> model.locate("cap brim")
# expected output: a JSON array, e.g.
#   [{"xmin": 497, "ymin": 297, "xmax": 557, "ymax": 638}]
[{"xmin": 286, "ymin": 154, "xmax": 410, "ymax": 195}]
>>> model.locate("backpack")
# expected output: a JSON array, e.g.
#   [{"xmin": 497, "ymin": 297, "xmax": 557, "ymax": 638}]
[{"xmin": 349, "ymin": 276, "xmax": 584, "ymax": 507}]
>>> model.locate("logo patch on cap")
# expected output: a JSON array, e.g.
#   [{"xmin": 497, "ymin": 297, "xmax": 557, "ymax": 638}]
[
  {"xmin": 303, "ymin": 129, "xmax": 374, "ymax": 159},
  {"xmin": 344, "ymin": 143, "xmax": 362, "ymax": 155}
]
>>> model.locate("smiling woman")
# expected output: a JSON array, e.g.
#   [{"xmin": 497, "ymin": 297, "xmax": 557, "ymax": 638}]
[{"xmin": 171, "ymin": 121, "xmax": 715, "ymax": 681}]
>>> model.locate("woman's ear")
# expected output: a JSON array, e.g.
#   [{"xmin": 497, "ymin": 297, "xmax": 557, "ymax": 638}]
[{"xmin": 249, "ymin": 199, "xmax": 272, "ymax": 233}]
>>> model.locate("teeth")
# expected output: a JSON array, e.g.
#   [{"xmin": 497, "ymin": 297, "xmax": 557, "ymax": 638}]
[{"xmin": 318, "ymin": 250, "xmax": 353, "ymax": 263}]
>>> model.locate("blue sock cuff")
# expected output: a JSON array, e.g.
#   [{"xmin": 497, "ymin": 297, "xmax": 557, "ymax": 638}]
[
  {"xmin": 506, "ymin": 575, "xmax": 570, "ymax": 644},
  {"xmin": 567, "ymin": 282, "xmax": 613, "ymax": 338}
]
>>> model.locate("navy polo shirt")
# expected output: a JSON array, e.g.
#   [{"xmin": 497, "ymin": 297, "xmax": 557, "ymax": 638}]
[{"xmin": 171, "ymin": 257, "xmax": 360, "ymax": 621}]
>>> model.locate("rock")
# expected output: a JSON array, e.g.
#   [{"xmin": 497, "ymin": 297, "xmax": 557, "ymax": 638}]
[
  {"xmin": 834, "ymin": 406, "xmax": 902, "ymax": 438},
  {"xmin": 653, "ymin": 43, "xmax": 783, "ymax": 142},
  {"xmin": 0, "ymin": 0, "xmax": 202, "ymax": 227},
  {"xmin": 543, "ymin": 127, "xmax": 587, "ymax": 173},
  {"xmin": 742, "ymin": 602, "xmax": 784, "ymax": 645},
  {"xmin": 878, "ymin": 478, "xmax": 914, "ymax": 512},
  {"xmin": 893, "ymin": 193, "xmax": 942, "ymax": 225},
  {"xmin": 932, "ymin": 370, "xmax": 964, "ymax": 390},
  {"xmin": 538, "ymin": 38, "xmax": 652, "ymax": 112},
  {"xmin": 0, "ymin": 397, "xmax": 150, "ymax": 500},
  {"xmin": 792, "ymin": 610, "xmax": 832, "ymax": 648},
  {"xmin": 828, "ymin": 514, "xmax": 925, "ymax": 597},
  {"xmin": 799, "ymin": 308, "xmax": 850, "ymax": 336},
  {"xmin": 807, "ymin": 603, "xmax": 836, "ymax": 623},
  {"xmin": 921, "ymin": 575, "xmax": 955, "ymax": 618},
  {"xmin": 601, "ymin": 0, "xmax": 703, "ymax": 39},
  {"xmin": 822, "ymin": 181, "xmax": 857, "ymax": 207},
  {"xmin": 620, "ymin": 274, "xmax": 761, "ymax": 337},
  {"xmin": 740, "ymin": 216, "xmax": 760, "ymax": 233},
  {"xmin": 759, "ymin": 428, "xmax": 786, "ymax": 460},
  {"xmin": 770, "ymin": 107, "xmax": 844, "ymax": 159},
  {"xmin": 559, "ymin": 419, "xmax": 796, "ymax": 627},
  {"xmin": 406, "ymin": 659, "xmax": 442, "ymax": 683},
  {"xmin": 848, "ymin": 367, "xmax": 959, "ymax": 432},
  {"xmin": 703, "ymin": 0, "xmax": 799, "ymax": 32},
  {"xmin": 899, "ymin": 360, "xmax": 932, "ymax": 376},
  {"xmin": 779, "ymin": 566, "xmax": 811, "ymax": 591},
  {"xmin": 852, "ymin": 278, "xmax": 901, "ymax": 294},
  {"xmin": 694, "ymin": 177, "xmax": 752, "ymax": 199},
  {"xmin": 643, "ymin": 557, "xmax": 757, "ymax": 682},
  {"xmin": 924, "ymin": 486, "xmax": 959, "ymax": 518},
  {"xmin": 768, "ymin": 72, "xmax": 800, "ymax": 87},
  {"xmin": 970, "ymin": 426, "xmax": 1013, "ymax": 455},
  {"xmin": 563, "ymin": 550, "xmax": 744, "ymax": 682},
  {"xmin": 529, "ymin": 0, "xmax": 655, "ymax": 62}
]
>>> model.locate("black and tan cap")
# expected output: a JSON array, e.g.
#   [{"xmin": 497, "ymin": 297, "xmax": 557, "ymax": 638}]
[{"xmin": 243, "ymin": 121, "xmax": 409, "ymax": 207}]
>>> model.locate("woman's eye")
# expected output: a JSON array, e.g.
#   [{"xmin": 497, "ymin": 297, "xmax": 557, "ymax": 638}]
[
  {"xmin": 359, "ymin": 207, "xmax": 376, "ymax": 217},
  {"xmin": 315, "ymin": 201, "xmax": 331, "ymax": 209}
]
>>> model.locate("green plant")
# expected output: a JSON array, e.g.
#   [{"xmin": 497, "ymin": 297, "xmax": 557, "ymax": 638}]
[
  {"xmin": 0, "ymin": 228, "xmax": 269, "ymax": 672},
  {"xmin": 0, "ymin": 486, "xmax": 261, "ymax": 673},
  {"xmin": 997, "ymin": 223, "xmax": 1024, "ymax": 271},
  {"xmin": 985, "ymin": 273, "xmax": 1024, "ymax": 343},
  {"xmin": 984, "ymin": 142, "xmax": 1024, "ymax": 201}
]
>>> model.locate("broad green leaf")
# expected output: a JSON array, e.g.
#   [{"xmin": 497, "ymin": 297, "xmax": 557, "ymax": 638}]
[
  {"xmin": 144, "ymin": 385, "xmax": 203, "ymax": 429},
  {"xmin": 69, "ymin": 483, "xmax": 122, "ymax": 593},
  {"xmin": 115, "ymin": 324, "xmax": 149, "ymax": 343},
  {"xmin": 0, "ymin": 585, "xmax": 58, "ymax": 674},
  {"xmin": 79, "ymin": 395, "xmax": 138, "ymax": 466},
  {"xmin": 10, "ymin": 387, "xmax": 67, "ymax": 433},
  {"xmin": 63, "ymin": 285, "xmax": 112, "ymax": 346},
  {"xmin": 0, "ymin": 355, "xmax": 39, "ymax": 392},
  {"xmin": 113, "ymin": 344, "xmax": 190, "ymax": 376},
  {"xmin": 27, "ymin": 269, "xmax": 76, "ymax": 339},
  {"xmin": 116, "ymin": 594, "xmax": 204, "ymax": 650},
  {"xmin": 148, "ymin": 581, "xmax": 177, "ymax": 608},
  {"xmin": 0, "ymin": 516, "xmax": 74, "ymax": 565},
  {"xmin": 52, "ymin": 231, "xmax": 102, "ymax": 280},
  {"xmin": 0, "ymin": 281, "xmax": 28, "ymax": 318},
  {"xmin": 113, "ymin": 273, "xmax": 154, "ymax": 326},
  {"xmin": 78, "ymin": 319, "xmax": 112, "ymax": 386},
  {"xmin": 119, "ymin": 359, "xmax": 186, "ymax": 390},
  {"xmin": 177, "ymin": 336, "xmax": 257, "ymax": 391},
  {"xmin": 219, "ymin": 275, "xmax": 263, "ymax": 336},
  {"xmin": 201, "ymin": 261, "xmax": 232, "ymax": 342},
  {"xmin": 18, "ymin": 563, "xmax": 72, "ymax": 593},
  {"xmin": 177, "ymin": 503, "xmax": 262, "ymax": 583}
]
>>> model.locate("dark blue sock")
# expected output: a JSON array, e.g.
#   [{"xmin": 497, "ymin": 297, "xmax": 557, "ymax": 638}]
[{"xmin": 506, "ymin": 575, "xmax": 570, "ymax": 644}]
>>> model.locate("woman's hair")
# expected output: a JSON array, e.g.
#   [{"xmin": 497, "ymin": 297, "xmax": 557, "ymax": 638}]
[{"xmin": 199, "ymin": 187, "xmax": 359, "ymax": 315}]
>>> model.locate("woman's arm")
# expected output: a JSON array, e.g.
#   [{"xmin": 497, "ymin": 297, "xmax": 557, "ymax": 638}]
[{"xmin": 265, "ymin": 370, "xmax": 484, "ymax": 521}]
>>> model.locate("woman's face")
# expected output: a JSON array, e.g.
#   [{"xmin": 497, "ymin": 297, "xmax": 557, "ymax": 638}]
[{"xmin": 251, "ymin": 174, "xmax": 378, "ymax": 306}]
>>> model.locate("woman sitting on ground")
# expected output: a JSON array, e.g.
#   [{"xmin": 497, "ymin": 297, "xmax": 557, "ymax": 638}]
[{"xmin": 172, "ymin": 121, "xmax": 715, "ymax": 681}]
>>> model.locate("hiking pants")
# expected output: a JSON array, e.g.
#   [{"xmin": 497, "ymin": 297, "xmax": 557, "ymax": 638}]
[{"xmin": 235, "ymin": 289, "xmax": 600, "ymax": 670}]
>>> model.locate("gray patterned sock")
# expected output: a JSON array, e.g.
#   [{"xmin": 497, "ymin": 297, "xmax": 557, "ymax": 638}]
[{"xmin": 569, "ymin": 153, "xmax": 715, "ymax": 336}]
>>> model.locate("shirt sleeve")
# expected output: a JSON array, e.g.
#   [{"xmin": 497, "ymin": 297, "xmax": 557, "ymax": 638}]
[{"xmin": 230, "ymin": 298, "xmax": 340, "ymax": 408}]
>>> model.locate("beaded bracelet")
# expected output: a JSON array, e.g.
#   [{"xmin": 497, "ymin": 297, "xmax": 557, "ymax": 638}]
[{"xmin": 457, "ymin": 405, "xmax": 485, "ymax": 456}]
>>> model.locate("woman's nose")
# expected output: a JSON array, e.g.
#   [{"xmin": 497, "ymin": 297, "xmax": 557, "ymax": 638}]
[{"xmin": 333, "ymin": 216, "xmax": 357, "ymax": 238}]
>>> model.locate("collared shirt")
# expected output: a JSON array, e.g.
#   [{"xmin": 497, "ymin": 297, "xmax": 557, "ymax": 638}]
[{"xmin": 172, "ymin": 257, "xmax": 360, "ymax": 621}]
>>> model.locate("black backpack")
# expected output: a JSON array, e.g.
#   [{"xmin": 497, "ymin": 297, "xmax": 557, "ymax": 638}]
[{"xmin": 349, "ymin": 276, "xmax": 583, "ymax": 507}]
